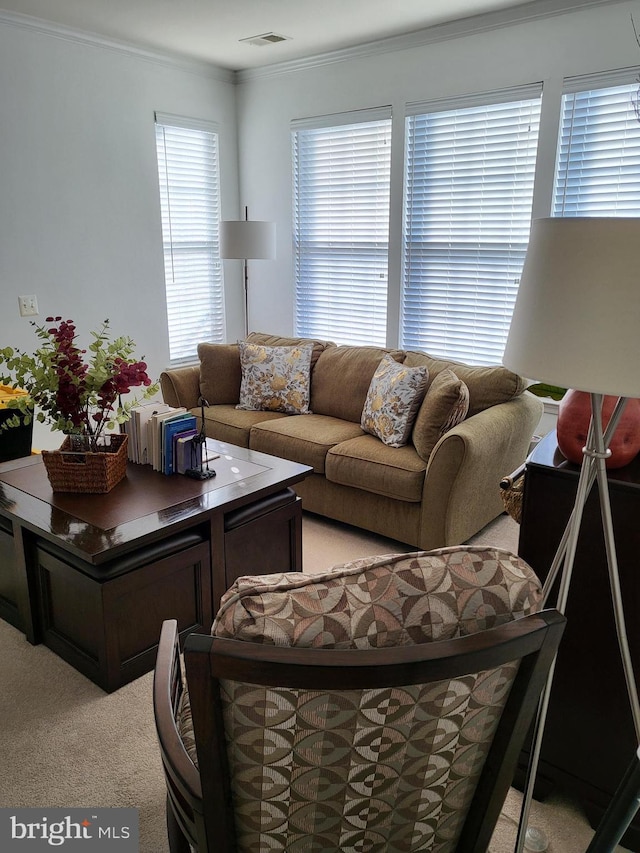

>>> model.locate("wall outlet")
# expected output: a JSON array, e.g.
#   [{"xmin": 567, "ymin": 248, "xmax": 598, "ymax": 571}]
[{"xmin": 18, "ymin": 295, "xmax": 39, "ymax": 317}]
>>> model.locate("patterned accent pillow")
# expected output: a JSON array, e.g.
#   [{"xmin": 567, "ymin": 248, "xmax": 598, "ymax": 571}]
[
  {"xmin": 213, "ymin": 546, "xmax": 542, "ymax": 646},
  {"xmin": 236, "ymin": 342, "xmax": 313, "ymax": 414},
  {"xmin": 412, "ymin": 367, "xmax": 470, "ymax": 461},
  {"xmin": 360, "ymin": 354, "xmax": 429, "ymax": 447}
]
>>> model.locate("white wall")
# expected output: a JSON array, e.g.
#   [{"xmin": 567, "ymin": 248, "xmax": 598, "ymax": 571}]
[
  {"xmin": 235, "ymin": 0, "xmax": 640, "ymax": 341},
  {"xmin": 0, "ymin": 20, "xmax": 240, "ymax": 448},
  {"xmin": 3, "ymin": 2, "xmax": 640, "ymax": 449}
]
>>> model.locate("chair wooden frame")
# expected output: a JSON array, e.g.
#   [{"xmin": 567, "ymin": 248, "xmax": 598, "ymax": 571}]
[{"xmin": 154, "ymin": 610, "xmax": 565, "ymax": 853}]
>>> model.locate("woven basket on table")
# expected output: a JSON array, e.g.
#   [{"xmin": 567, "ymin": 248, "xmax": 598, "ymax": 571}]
[{"xmin": 42, "ymin": 433, "xmax": 128, "ymax": 494}]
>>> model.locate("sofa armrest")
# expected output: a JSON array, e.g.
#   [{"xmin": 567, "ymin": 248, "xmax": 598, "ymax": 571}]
[
  {"xmin": 419, "ymin": 391, "xmax": 543, "ymax": 548},
  {"xmin": 160, "ymin": 366, "xmax": 201, "ymax": 410}
]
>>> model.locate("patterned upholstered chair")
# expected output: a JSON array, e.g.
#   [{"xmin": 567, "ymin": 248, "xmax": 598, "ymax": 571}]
[{"xmin": 153, "ymin": 546, "xmax": 565, "ymax": 853}]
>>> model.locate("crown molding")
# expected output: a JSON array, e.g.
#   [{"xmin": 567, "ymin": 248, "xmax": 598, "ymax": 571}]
[
  {"xmin": 236, "ymin": 0, "xmax": 627, "ymax": 83},
  {"xmin": 0, "ymin": 0, "xmax": 628, "ymax": 85},
  {"xmin": 0, "ymin": 8, "xmax": 235, "ymax": 84}
]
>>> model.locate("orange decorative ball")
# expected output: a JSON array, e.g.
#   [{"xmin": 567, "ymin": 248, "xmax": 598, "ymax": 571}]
[{"xmin": 557, "ymin": 390, "xmax": 640, "ymax": 469}]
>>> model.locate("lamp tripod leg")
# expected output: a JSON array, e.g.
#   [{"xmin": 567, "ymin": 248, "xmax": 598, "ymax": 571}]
[
  {"xmin": 586, "ymin": 747, "xmax": 640, "ymax": 852},
  {"xmin": 592, "ymin": 403, "xmax": 640, "ymax": 742},
  {"xmin": 540, "ymin": 396, "xmax": 627, "ymax": 602},
  {"xmin": 515, "ymin": 433, "xmax": 595, "ymax": 853},
  {"xmin": 515, "ymin": 394, "xmax": 640, "ymax": 852}
]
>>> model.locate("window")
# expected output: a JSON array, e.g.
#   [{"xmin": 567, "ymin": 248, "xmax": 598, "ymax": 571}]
[
  {"xmin": 292, "ymin": 108, "xmax": 392, "ymax": 346},
  {"xmin": 155, "ymin": 113, "xmax": 224, "ymax": 365},
  {"xmin": 402, "ymin": 87, "xmax": 541, "ymax": 365},
  {"xmin": 554, "ymin": 70, "xmax": 640, "ymax": 216}
]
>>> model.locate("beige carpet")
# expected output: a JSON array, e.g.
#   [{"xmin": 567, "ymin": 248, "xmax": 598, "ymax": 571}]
[
  {"xmin": 302, "ymin": 510, "xmax": 519, "ymax": 574},
  {"xmin": 0, "ymin": 512, "xmax": 628, "ymax": 852}
]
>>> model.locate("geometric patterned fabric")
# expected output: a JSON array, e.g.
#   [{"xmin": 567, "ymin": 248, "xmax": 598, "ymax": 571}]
[{"xmin": 179, "ymin": 546, "xmax": 543, "ymax": 853}]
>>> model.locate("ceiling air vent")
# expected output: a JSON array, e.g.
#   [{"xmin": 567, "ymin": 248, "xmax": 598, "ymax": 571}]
[{"xmin": 239, "ymin": 32, "xmax": 291, "ymax": 47}]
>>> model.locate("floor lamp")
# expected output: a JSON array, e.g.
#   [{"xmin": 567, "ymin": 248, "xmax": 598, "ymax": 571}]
[
  {"xmin": 503, "ymin": 217, "xmax": 640, "ymax": 852},
  {"xmin": 219, "ymin": 207, "xmax": 276, "ymax": 337}
]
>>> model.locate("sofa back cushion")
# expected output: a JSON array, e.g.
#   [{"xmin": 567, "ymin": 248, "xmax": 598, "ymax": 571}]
[
  {"xmin": 403, "ymin": 351, "xmax": 526, "ymax": 418},
  {"xmin": 198, "ymin": 343, "xmax": 242, "ymax": 405},
  {"xmin": 311, "ymin": 346, "xmax": 404, "ymax": 423},
  {"xmin": 198, "ymin": 333, "xmax": 334, "ymax": 407},
  {"xmin": 246, "ymin": 332, "xmax": 334, "ymax": 371}
]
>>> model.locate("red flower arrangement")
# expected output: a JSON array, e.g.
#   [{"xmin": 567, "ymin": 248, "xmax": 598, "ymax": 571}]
[{"xmin": 0, "ymin": 317, "xmax": 158, "ymax": 452}]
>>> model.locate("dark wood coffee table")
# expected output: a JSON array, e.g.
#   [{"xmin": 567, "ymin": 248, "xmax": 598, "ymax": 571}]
[{"xmin": 0, "ymin": 440, "xmax": 311, "ymax": 692}]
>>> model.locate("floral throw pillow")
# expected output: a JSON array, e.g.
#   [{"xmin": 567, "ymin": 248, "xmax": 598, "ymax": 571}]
[
  {"xmin": 360, "ymin": 354, "xmax": 429, "ymax": 447},
  {"xmin": 236, "ymin": 342, "xmax": 314, "ymax": 414}
]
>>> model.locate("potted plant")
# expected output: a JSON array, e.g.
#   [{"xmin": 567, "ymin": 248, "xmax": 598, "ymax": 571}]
[
  {"xmin": 0, "ymin": 316, "xmax": 158, "ymax": 492},
  {"xmin": 526, "ymin": 382, "xmax": 566, "ymax": 401}
]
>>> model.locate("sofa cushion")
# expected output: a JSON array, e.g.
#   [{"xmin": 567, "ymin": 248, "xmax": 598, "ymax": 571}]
[
  {"xmin": 325, "ymin": 435, "xmax": 426, "ymax": 502},
  {"xmin": 412, "ymin": 369, "xmax": 470, "ymax": 462},
  {"xmin": 246, "ymin": 331, "xmax": 334, "ymax": 371},
  {"xmin": 250, "ymin": 414, "xmax": 364, "ymax": 473},
  {"xmin": 212, "ymin": 546, "xmax": 543, "ymax": 646},
  {"xmin": 198, "ymin": 343, "xmax": 242, "ymax": 405},
  {"xmin": 237, "ymin": 342, "xmax": 313, "ymax": 414},
  {"xmin": 311, "ymin": 346, "xmax": 404, "ymax": 423},
  {"xmin": 403, "ymin": 351, "xmax": 526, "ymax": 417},
  {"xmin": 200, "ymin": 404, "xmax": 287, "ymax": 448},
  {"xmin": 361, "ymin": 354, "xmax": 429, "ymax": 447}
]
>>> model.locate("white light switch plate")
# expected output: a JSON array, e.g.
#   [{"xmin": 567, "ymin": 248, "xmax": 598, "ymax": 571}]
[{"xmin": 18, "ymin": 295, "xmax": 39, "ymax": 317}]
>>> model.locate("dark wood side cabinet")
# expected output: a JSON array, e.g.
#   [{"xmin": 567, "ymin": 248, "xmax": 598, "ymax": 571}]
[{"xmin": 518, "ymin": 430, "xmax": 640, "ymax": 850}]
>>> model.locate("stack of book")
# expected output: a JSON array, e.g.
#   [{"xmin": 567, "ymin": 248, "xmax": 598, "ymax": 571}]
[{"xmin": 125, "ymin": 404, "xmax": 202, "ymax": 475}]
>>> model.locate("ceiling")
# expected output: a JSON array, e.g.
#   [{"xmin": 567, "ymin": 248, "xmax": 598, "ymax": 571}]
[{"xmin": 0, "ymin": 0, "xmax": 604, "ymax": 71}]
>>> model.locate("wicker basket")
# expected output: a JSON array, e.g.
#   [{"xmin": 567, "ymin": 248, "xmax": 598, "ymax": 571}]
[
  {"xmin": 499, "ymin": 465, "xmax": 525, "ymax": 524},
  {"xmin": 42, "ymin": 434, "xmax": 128, "ymax": 494}
]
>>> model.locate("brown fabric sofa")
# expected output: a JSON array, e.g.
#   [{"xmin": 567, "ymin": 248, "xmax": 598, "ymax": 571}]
[{"xmin": 160, "ymin": 332, "xmax": 542, "ymax": 550}]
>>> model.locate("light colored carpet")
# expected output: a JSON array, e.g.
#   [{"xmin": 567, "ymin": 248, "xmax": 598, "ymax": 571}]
[
  {"xmin": 0, "ymin": 511, "xmax": 628, "ymax": 852},
  {"xmin": 302, "ymin": 509, "xmax": 519, "ymax": 574},
  {"xmin": 0, "ymin": 620, "xmax": 167, "ymax": 851}
]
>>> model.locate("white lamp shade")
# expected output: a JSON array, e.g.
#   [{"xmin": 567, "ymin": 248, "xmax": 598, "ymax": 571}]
[
  {"xmin": 219, "ymin": 219, "xmax": 276, "ymax": 260},
  {"xmin": 503, "ymin": 217, "xmax": 640, "ymax": 399}
]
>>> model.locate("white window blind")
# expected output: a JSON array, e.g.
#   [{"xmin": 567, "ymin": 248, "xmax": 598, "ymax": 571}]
[
  {"xmin": 155, "ymin": 113, "xmax": 224, "ymax": 365},
  {"xmin": 402, "ymin": 87, "xmax": 541, "ymax": 365},
  {"xmin": 292, "ymin": 108, "xmax": 391, "ymax": 346},
  {"xmin": 554, "ymin": 71, "xmax": 640, "ymax": 216}
]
